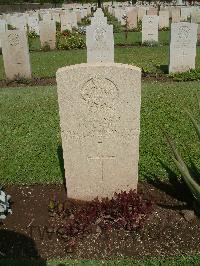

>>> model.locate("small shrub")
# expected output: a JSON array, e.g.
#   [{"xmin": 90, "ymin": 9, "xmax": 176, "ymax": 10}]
[
  {"xmin": 57, "ymin": 31, "xmax": 85, "ymax": 50},
  {"xmin": 60, "ymin": 29, "xmax": 71, "ymax": 37},
  {"xmin": 142, "ymin": 40, "xmax": 159, "ymax": 47},
  {"xmin": 78, "ymin": 16, "xmax": 91, "ymax": 27},
  {"xmin": 48, "ymin": 190, "xmax": 153, "ymax": 241},
  {"xmin": 159, "ymin": 26, "xmax": 169, "ymax": 31},
  {"xmin": 41, "ymin": 42, "xmax": 51, "ymax": 52},
  {"xmin": 28, "ymin": 30, "xmax": 38, "ymax": 39},
  {"xmin": 132, "ymin": 20, "xmax": 142, "ymax": 32},
  {"xmin": 7, "ymin": 24, "xmax": 16, "ymax": 30},
  {"xmin": 11, "ymin": 74, "xmax": 30, "ymax": 83},
  {"xmin": 169, "ymin": 69, "xmax": 200, "ymax": 82},
  {"xmin": 104, "ymin": 9, "xmax": 122, "ymax": 33},
  {"xmin": 27, "ymin": 30, "xmax": 38, "ymax": 51},
  {"xmin": 0, "ymin": 187, "xmax": 12, "ymax": 220},
  {"xmin": 56, "ymin": 21, "xmax": 61, "ymax": 32}
]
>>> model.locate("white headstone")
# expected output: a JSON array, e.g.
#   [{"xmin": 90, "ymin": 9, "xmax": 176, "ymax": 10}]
[
  {"xmin": 191, "ymin": 9, "xmax": 200, "ymax": 41},
  {"xmin": 169, "ymin": 22, "xmax": 198, "ymax": 73},
  {"xmin": 0, "ymin": 20, "xmax": 7, "ymax": 48},
  {"xmin": 60, "ymin": 13, "xmax": 72, "ymax": 32},
  {"xmin": 138, "ymin": 7, "xmax": 147, "ymax": 21},
  {"xmin": 2, "ymin": 30, "xmax": 31, "ymax": 80},
  {"xmin": 56, "ymin": 63, "xmax": 141, "ymax": 200},
  {"xmin": 39, "ymin": 20, "xmax": 56, "ymax": 49},
  {"xmin": 142, "ymin": 15, "xmax": 159, "ymax": 43},
  {"xmin": 27, "ymin": 16, "xmax": 39, "ymax": 35},
  {"xmin": 127, "ymin": 8, "xmax": 138, "ymax": 29},
  {"xmin": 159, "ymin": 10, "xmax": 169, "ymax": 29},
  {"xmin": 86, "ymin": 9, "xmax": 114, "ymax": 63},
  {"xmin": 147, "ymin": 7, "xmax": 157, "ymax": 16},
  {"xmin": 172, "ymin": 8, "xmax": 181, "ymax": 23},
  {"xmin": 10, "ymin": 15, "xmax": 27, "ymax": 31},
  {"xmin": 52, "ymin": 12, "xmax": 60, "ymax": 23}
]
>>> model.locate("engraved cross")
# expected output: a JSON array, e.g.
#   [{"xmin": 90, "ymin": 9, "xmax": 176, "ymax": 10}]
[{"xmin": 87, "ymin": 155, "xmax": 115, "ymax": 181}]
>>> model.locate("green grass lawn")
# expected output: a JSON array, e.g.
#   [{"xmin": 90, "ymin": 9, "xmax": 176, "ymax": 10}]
[
  {"xmin": 0, "ymin": 46, "xmax": 200, "ymax": 80},
  {"xmin": 114, "ymin": 30, "xmax": 170, "ymax": 45},
  {"xmin": 1, "ymin": 255, "xmax": 200, "ymax": 266},
  {"xmin": 0, "ymin": 81, "xmax": 199, "ymax": 185}
]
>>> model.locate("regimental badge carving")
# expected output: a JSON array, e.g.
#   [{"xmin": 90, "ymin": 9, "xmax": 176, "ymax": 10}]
[
  {"xmin": 94, "ymin": 27, "xmax": 107, "ymax": 49},
  {"xmin": 8, "ymin": 33, "xmax": 20, "ymax": 46},
  {"xmin": 177, "ymin": 26, "xmax": 190, "ymax": 40},
  {"xmin": 81, "ymin": 77, "xmax": 119, "ymax": 109},
  {"xmin": 80, "ymin": 77, "xmax": 119, "ymax": 137}
]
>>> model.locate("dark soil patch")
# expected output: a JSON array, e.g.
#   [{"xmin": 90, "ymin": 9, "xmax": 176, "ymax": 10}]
[
  {"xmin": 0, "ymin": 77, "xmax": 56, "ymax": 88},
  {"xmin": 0, "ymin": 75, "xmax": 173, "ymax": 88},
  {"xmin": 1, "ymin": 182, "xmax": 200, "ymax": 260}
]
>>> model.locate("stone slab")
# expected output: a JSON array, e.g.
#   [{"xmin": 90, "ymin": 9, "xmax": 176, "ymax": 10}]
[{"xmin": 56, "ymin": 63, "xmax": 141, "ymax": 200}]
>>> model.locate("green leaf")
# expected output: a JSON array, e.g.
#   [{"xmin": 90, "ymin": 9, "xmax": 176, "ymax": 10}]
[{"xmin": 173, "ymin": 158, "xmax": 200, "ymax": 205}]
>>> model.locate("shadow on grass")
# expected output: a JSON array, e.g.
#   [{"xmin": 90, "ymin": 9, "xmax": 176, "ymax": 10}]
[
  {"xmin": 147, "ymin": 159, "xmax": 193, "ymax": 210},
  {"xmin": 57, "ymin": 145, "xmax": 67, "ymax": 193},
  {"xmin": 156, "ymin": 64, "xmax": 168, "ymax": 74},
  {"xmin": 0, "ymin": 229, "xmax": 46, "ymax": 265}
]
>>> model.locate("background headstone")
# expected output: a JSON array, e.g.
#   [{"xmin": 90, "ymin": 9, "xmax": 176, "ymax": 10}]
[
  {"xmin": 127, "ymin": 8, "xmax": 138, "ymax": 29},
  {"xmin": 0, "ymin": 20, "xmax": 7, "ymax": 48},
  {"xmin": 86, "ymin": 8, "xmax": 114, "ymax": 63},
  {"xmin": 2, "ymin": 30, "xmax": 31, "ymax": 80},
  {"xmin": 159, "ymin": 10, "xmax": 169, "ymax": 29},
  {"xmin": 172, "ymin": 8, "xmax": 181, "ymax": 23},
  {"xmin": 169, "ymin": 22, "xmax": 198, "ymax": 73},
  {"xmin": 39, "ymin": 20, "xmax": 56, "ymax": 49},
  {"xmin": 142, "ymin": 15, "xmax": 159, "ymax": 43},
  {"xmin": 60, "ymin": 13, "xmax": 72, "ymax": 32}
]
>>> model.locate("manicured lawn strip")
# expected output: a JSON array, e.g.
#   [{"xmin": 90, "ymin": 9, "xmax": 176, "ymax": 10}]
[
  {"xmin": 0, "ymin": 46, "xmax": 200, "ymax": 80},
  {"xmin": 114, "ymin": 30, "xmax": 170, "ymax": 45},
  {"xmin": 1, "ymin": 255, "xmax": 200, "ymax": 266},
  {"xmin": 0, "ymin": 82, "xmax": 199, "ymax": 185}
]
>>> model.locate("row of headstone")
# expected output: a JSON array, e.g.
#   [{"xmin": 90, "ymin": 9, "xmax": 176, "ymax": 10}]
[
  {"xmin": 0, "ymin": 6, "xmax": 91, "ymax": 52},
  {"xmin": 108, "ymin": 6, "xmax": 200, "ymax": 43},
  {"xmin": 0, "ymin": 8, "xmax": 198, "ymax": 82},
  {"xmin": 109, "ymin": 5, "xmax": 200, "ymax": 30},
  {"xmin": 86, "ymin": 9, "xmax": 197, "ymax": 74},
  {"xmin": 1, "ymin": 6, "xmax": 90, "ymax": 34}
]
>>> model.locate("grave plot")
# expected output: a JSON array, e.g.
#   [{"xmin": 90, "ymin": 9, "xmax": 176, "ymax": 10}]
[{"xmin": 0, "ymin": 5, "xmax": 200, "ymax": 266}]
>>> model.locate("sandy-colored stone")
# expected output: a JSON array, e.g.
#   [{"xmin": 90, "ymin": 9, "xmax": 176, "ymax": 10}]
[
  {"xmin": 0, "ymin": 20, "xmax": 7, "ymax": 48},
  {"xmin": 138, "ymin": 7, "xmax": 146, "ymax": 21},
  {"xmin": 127, "ymin": 8, "xmax": 137, "ymax": 29},
  {"xmin": 27, "ymin": 16, "xmax": 39, "ymax": 35},
  {"xmin": 60, "ymin": 13, "xmax": 72, "ymax": 32},
  {"xmin": 181, "ymin": 7, "xmax": 190, "ymax": 22},
  {"xmin": 159, "ymin": 10, "xmax": 169, "ymax": 29},
  {"xmin": 142, "ymin": 15, "xmax": 159, "ymax": 43},
  {"xmin": 191, "ymin": 9, "xmax": 200, "ymax": 41},
  {"xmin": 86, "ymin": 8, "xmax": 114, "ymax": 63},
  {"xmin": 1, "ymin": 30, "xmax": 31, "ymax": 80},
  {"xmin": 56, "ymin": 63, "xmax": 141, "ymax": 200},
  {"xmin": 147, "ymin": 7, "xmax": 157, "ymax": 16},
  {"xmin": 172, "ymin": 8, "xmax": 181, "ymax": 23},
  {"xmin": 169, "ymin": 22, "xmax": 198, "ymax": 73},
  {"xmin": 39, "ymin": 20, "xmax": 56, "ymax": 49}
]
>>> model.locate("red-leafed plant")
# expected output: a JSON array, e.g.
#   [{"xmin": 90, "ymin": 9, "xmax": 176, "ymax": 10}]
[{"xmin": 48, "ymin": 190, "xmax": 153, "ymax": 239}]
